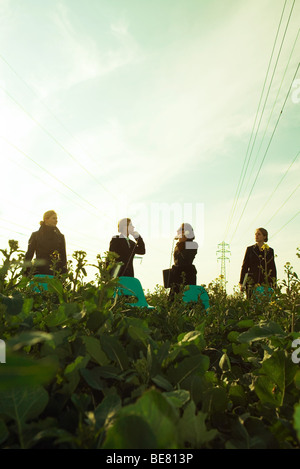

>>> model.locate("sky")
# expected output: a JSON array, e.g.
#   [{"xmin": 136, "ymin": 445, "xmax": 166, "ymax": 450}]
[{"xmin": 0, "ymin": 0, "xmax": 299, "ymax": 295}]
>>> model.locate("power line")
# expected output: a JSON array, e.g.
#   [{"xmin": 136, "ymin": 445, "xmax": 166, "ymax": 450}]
[
  {"xmin": 3, "ymin": 146, "xmax": 108, "ymax": 221},
  {"xmin": 0, "ymin": 225, "xmax": 27, "ymax": 238},
  {"xmin": 229, "ymin": 61, "xmax": 300, "ymax": 244},
  {"xmin": 271, "ymin": 211, "xmax": 300, "ymax": 238},
  {"xmin": 223, "ymin": 0, "xmax": 289, "ymax": 241},
  {"xmin": 243, "ymin": 149, "xmax": 299, "ymax": 232},
  {"xmin": 0, "ymin": 79, "xmax": 120, "ymax": 202},
  {"xmin": 0, "ymin": 135, "xmax": 114, "ymax": 222},
  {"xmin": 242, "ymin": 25, "xmax": 299, "ymax": 198},
  {"xmin": 0, "ymin": 52, "xmax": 111, "ymax": 173},
  {"xmin": 265, "ymin": 182, "xmax": 300, "ymax": 225},
  {"xmin": 1, "ymin": 143, "xmax": 170, "ymax": 259}
]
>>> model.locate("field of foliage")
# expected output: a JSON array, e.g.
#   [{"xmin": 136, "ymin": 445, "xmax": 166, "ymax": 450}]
[{"xmin": 0, "ymin": 240, "xmax": 299, "ymax": 449}]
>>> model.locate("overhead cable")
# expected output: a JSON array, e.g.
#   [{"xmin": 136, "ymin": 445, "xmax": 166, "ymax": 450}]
[
  {"xmin": 229, "ymin": 61, "xmax": 300, "ymax": 244},
  {"xmin": 0, "ymin": 80, "xmax": 120, "ymax": 202},
  {"xmin": 223, "ymin": 0, "xmax": 289, "ymax": 241},
  {"xmin": 271, "ymin": 211, "xmax": 300, "ymax": 238},
  {"xmin": 0, "ymin": 135, "xmax": 114, "ymax": 222}
]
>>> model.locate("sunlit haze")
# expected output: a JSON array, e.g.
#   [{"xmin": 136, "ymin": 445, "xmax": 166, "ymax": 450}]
[{"xmin": 1, "ymin": 0, "xmax": 299, "ymax": 293}]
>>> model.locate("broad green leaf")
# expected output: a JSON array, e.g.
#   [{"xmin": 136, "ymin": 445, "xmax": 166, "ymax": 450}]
[
  {"xmin": 128, "ymin": 325, "xmax": 149, "ymax": 345},
  {"xmin": 0, "ymin": 292, "xmax": 23, "ymax": 315},
  {"xmin": 232, "ymin": 342, "xmax": 253, "ymax": 359},
  {"xmin": 237, "ymin": 319, "xmax": 255, "ymax": 329},
  {"xmin": 63, "ymin": 355, "xmax": 90, "ymax": 395},
  {"xmin": 64, "ymin": 355, "xmax": 89, "ymax": 375},
  {"xmin": 0, "ymin": 352, "xmax": 57, "ymax": 390},
  {"xmin": 97, "ymin": 366, "xmax": 124, "ymax": 379},
  {"xmin": 47, "ymin": 277, "xmax": 64, "ymax": 300},
  {"xmin": 40, "ymin": 329, "xmax": 71, "ymax": 357},
  {"xmin": 157, "ymin": 341, "xmax": 171, "ymax": 365},
  {"xmin": 103, "ymin": 415, "xmax": 157, "ymax": 449},
  {"xmin": 167, "ymin": 353, "xmax": 209, "ymax": 385},
  {"xmin": 32, "ymin": 427, "xmax": 77, "ymax": 448},
  {"xmin": 295, "ymin": 370, "xmax": 300, "ymax": 390},
  {"xmin": 7, "ymin": 331, "xmax": 53, "ymax": 351},
  {"xmin": 227, "ymin": 331, "xmax": 240, "ymax": 343},
  {"xmin": 238, "ymin": 321, "xmax": 285, "ymax": 343},
  {"xmin": 202, "ymin": 387, "xmax": 228, "ymax": 413},
  {"xmin": 177, "ymin": 331, "xmax": 205, "ymax": 349},
  {"xmin": 71, "ymin": 393, "xmax": 91, "ymax": 413},
  {"xmin": 163, "ymin": 389, "xmax": 190, "ymax": 408},
  {"xmin": 0, "ymin": 419, "xmax": 9, "ymax": 445},
  {"xmin": 123, "ymin": 316, "xmax": 150, "ymax": 333},
  {"xmin": 219, "ymin": 351, "xmax": 231, "ymax": 371},
  {"xmin": 254, "ymin": 350, "xmax": 297, "ymax": 407},
  {"xmin": 178, "ymin": 401, "xmax": 218, "ymax": 448},
  {"xmin": 254, "ymin": 376, "xmax": 281, "ymax": 407},
  {"xmin": 80, "ymin": 367, "xmax": 106, "ymax": 390},
  {"xmin": 22, "ymin": 297, "xmax": 33, "ymax": 315},
  {"xmin": 45, "ymin": 306, "xmax": 68, "ymax": 327},
  {"xmin": 82, "ymin": 336, "xmax": 109, "ymax": 366},
  {"xmin": 229, "ymin": 384, "xmax": 247, "ymax": 406},
  {"xmin": 94, "ymin": 394, "xmax": 122, "ymax": 429},
  {"xmin": 225, "ymin": 416, "xmax": 251, "ymax": 449},
  {"xmin": 151, "ymin": 374, "xmax": 174, "ymax": 392},
  {"xmin": 45, "ymin": 303, "xmax": 79, "ymax": 327},
  {"xmin": 245, "ymin": 416, "xmax": 278, "ymax": 449},
  {"xmin": 294, "ymin": 404, "xmax": 300, "ymax": 442},
  {"xmin": 112, "ymin": 389, "xmax": 179, "ymax": 449},
  {"xmin": 100, "ymin": 335, "xmax": 129, "ymax": 371},
  {"xmin": 0, "ymin": 386, "xmax": 48, "ymax": 448}
]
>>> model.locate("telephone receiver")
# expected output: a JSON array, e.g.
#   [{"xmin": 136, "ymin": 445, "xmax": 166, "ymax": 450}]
[{"xmin": 175, "ymin": 230, "xmax": 190, "ymax": 239}]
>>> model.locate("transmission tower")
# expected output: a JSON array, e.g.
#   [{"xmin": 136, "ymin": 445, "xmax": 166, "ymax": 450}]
[{"xmin": 216, "ymin": 242, "xmax": 231, "ymax": 290}]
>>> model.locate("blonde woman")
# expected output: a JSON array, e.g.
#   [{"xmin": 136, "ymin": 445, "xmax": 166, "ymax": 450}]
[
  {"xmin": 239, "ymin": 227, "xmax": 277, "ymax": 298},
  {"xmin": 24, "ymin": 210, "xmax": 67, "ymax": 276}
]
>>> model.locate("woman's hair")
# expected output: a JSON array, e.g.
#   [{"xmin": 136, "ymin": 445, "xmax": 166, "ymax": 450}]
[
  {"xmin": 40, "ymin": 210, "xmax": 57, "ymax": 226},
  {"xmin": 179, "ymin": 223, "xmax": 195, "ymax": 240},
  {"xmin": 118, "ymin": 218, "xmax": 131, "ymax": 233},
  {"xmin": 257, "ymin": 227, "xmax": 268, "ymax": 242}
]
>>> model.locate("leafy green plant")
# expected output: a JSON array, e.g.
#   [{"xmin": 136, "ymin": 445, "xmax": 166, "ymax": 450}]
[{"xmin": 0, "ymin": 240, "xmax": 299, "ymax": 449}]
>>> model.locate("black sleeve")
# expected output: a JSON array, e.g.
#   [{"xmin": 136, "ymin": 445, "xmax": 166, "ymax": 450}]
[
  {"xmin": 134, "ymin": 236, "xmax": 146, "ymax": 255},
  {"xmin": 23, "ymin": 232, "xmax": 36, "ymax": 274},
  {"xmin": 60, "ymin": 235, "xmax": 67, "ymax": 272},
  {"xmin": 24, "ymin": 232, "xmax": 36, "ymax": 262},
  {"xmin": 239, "ymin": 247, "xmax": 250, "ymax": 284},
  {"xmin": 269, "ymin": 248, "xmax": 277, "ymax": 282}
]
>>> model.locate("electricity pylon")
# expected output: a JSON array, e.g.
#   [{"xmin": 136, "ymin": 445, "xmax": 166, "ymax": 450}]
[{"xmin": 216, "ymin": 242, "xmax": 231, "ymax": 291}]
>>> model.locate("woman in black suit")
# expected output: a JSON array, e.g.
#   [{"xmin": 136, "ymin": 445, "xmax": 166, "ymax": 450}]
[
  {"xmin": 108, "ymin": 218, "xmax": 145, "ymax": 277},
  {"xmin": 239, "ymin": 227, "xmax": 276, "ymax": 298},
  {"xmin": 169, "ymin": 223, "xmax": 198, "ymax": 298},
  {"xmin": 24, "ymin": 210, "xmax": 67, "ymax": 276}
]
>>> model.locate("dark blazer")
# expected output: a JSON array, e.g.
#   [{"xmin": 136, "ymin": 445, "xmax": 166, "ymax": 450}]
[
  {"xmin": 240, "ymin": 244, "xmax": 276, "ymax": 286},
  {"xmin": 170, "ymin": 240, "xmax": 198, "ymax": 294},
  {"xmin": 24, "ymin": 224, "xmax": 67, "ymax": 276},
  {"xmin": 109, "ymin": 235, "xmax": 145, "ymax": 277}
]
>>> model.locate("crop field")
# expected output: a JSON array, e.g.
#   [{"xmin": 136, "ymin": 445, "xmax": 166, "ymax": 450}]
[{"xmin": 0, "ymin": 241, "xmax": 299, "ymax": 449}]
